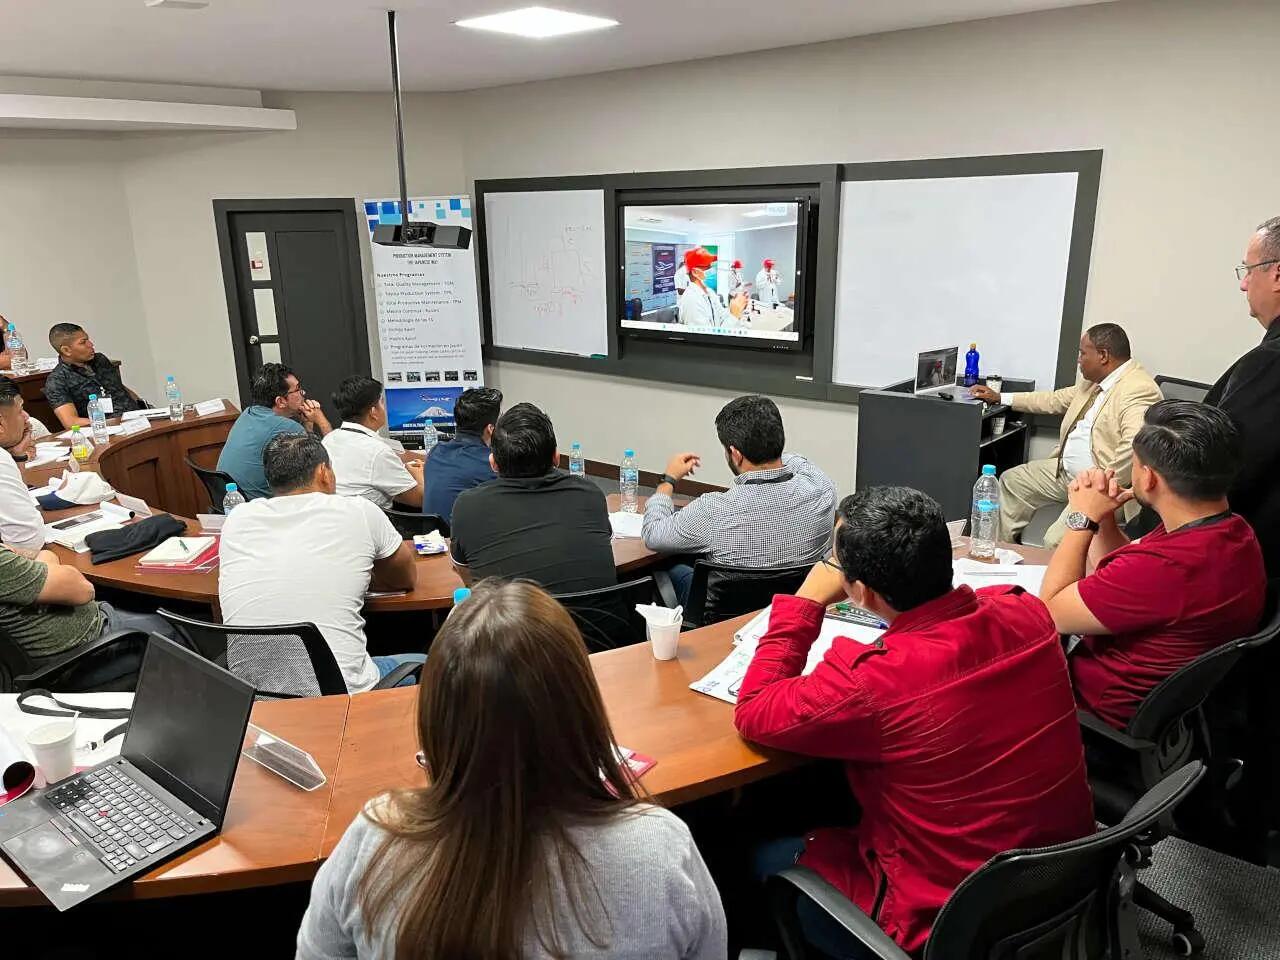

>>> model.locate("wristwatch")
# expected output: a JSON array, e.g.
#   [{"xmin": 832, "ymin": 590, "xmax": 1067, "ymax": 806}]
[
  {"xmin": 659, "ymin": 473, "xmax": 679, "ymax": 489},
  {"xmin": 1064, "ymin": 511, "xmax": 1100, "ymax": 533}
]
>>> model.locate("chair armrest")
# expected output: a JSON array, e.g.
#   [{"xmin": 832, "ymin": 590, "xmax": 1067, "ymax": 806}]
[
  {"xmin": 652, "ymin": 570, "xmax": 680, "ymax": 611},
  {"xmin": 1077, "ymin": 709, "xmax": 1156, "ymax": 754},
  {"xmin": 16, "ymin": 628, "xmax": 149, "ymax": 691},
  {"xmin": 373, "ymin": 661, "xmax": 423, "ymax": 690},
  {"xmin": 771, "ymin": 867, "xmax": 913, "ymax": 960}
]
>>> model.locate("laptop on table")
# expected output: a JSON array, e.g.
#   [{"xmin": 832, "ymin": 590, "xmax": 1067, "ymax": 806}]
[
  {"xmin": 0, "ymin": 636, "xmax": 254, "ymax": 910},
  {"xmin": 913, "ymin": 346, "xmax": 977, "ymax": 402}
]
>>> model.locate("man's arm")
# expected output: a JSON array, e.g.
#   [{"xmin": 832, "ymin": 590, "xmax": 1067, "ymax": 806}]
[
  {"xmin": 1213, "ymin": 348, "xmax": 1280, "ymax": 502},
  {"xmin": 0, "ymin": 449, "xmax": 46, "ymax": 553},
  {"xmin": 300, "ymin": 400, "xmax": 332, "ymax": 437},
  {"xmin": 389, "ymin": 456, "xmax": 424, "ymax": 510},
  {"xmin": 51, "ymin": 403, "xmax": 89, "ymax": 429},
  {"xmin": 370, "ymin": 541, "xmax": 416, "ymax": 592},
  {"xmin": 1004, "ymin": 384, "xmax": 1078, "ymax": 417},
  {"xmin": 33, "ymin": 552, "xmax": 96, "ymax": 606},
  {"xmin": 641, "ymin": 452, "xmax": 713, "ymax": 554},
  {"xmin": 1040, "ymin": 469, "xmax": 1128, "ymax": 635}
]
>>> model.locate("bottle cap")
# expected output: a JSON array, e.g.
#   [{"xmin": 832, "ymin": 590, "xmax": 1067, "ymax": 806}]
[
  {"xmin": 624, "ymin": 449, "xmax": 635, "ymax": 457},
  {"xmin": 452, "ymin": 587, "xmax": 471, "ymax": 605},
  {"xmin": 970, "ymin": 342, "xmax": 977, "ymax": 349},
  {"xmin": 225, "ymin": 483, "xmax": 238, "ymax": 492},
  {"xmin": 981, "ymin": 464, "xmax": 996, "ymax": 476},
  {"xmin": 166, "ymin": 375, "xmax": 175, "ymax": 382},
  {"xmin": 71, "ymin": 425, "xmax": 80, "ymax": 432},
  {"xmin": 88, "ymin": 393, "xmax": 98, "ymax": 400}
]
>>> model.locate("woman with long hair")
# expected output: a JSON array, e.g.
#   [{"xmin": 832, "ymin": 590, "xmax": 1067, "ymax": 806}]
[{"xmin": 297, "ymin": 579, "xmax": 727, "ymax": 959}]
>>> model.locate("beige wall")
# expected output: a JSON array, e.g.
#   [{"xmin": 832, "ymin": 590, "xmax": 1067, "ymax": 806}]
[
  {"xmin": 0, "ymin": 136, "xmax": 155, "ymax": 397},
  {"xmin": 2, "ymin": 0, "xmax": 1274, "ymax": 490}
]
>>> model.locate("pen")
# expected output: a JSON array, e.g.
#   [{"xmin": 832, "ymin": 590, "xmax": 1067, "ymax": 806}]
[{"xmin": 178, "ymin": 540, "xmax": 189, "ymax": 553}]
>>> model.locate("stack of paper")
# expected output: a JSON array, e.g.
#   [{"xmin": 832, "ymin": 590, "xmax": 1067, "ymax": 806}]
[
  {"xmin": 137, "ymin": 536, "xmax": 219, "ymax": 572},
  {"xmin": 43, "ymin": 509, "xmax": 128, "ymax": 551},
  {"xmin": 609, "ymin": 511, "xmax": 644, "ymax": 539},
  {"xmin": 952, "ymin": 558, "xmax": 1048, "ymax": 595}
]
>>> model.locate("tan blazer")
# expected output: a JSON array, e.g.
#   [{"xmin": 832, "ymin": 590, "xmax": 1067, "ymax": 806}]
[{"xmin": 1008, "ymin": 361, "xmax": 1163, "ymax": 486}]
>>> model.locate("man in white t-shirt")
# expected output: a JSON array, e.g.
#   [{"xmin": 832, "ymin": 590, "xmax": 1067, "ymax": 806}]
[
  {"xmin": 218, "ymin": 432, "xmax": 422, "ymax": 693},
  {"xmin": 322, "ymin": 376, "xmax": 423, "ymax": 510},
  {"xmin": 0, "ymin": 381, "xmax": 46, "ymax": 555}
]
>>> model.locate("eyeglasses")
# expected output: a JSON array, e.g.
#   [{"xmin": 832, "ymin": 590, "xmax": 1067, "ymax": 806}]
[
  {"xmin": 1236, "ymin": 260, "xmax": 1280, "ymax": 281},
  {"xmin": 285, "ymin": 385, "xmax": 306, "ymax": 397},
  {"xmin": 821, "ymin": 530, "xmax": 842, "ymax": 572}
]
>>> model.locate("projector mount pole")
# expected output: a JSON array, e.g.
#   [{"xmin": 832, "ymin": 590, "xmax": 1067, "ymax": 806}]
[{"xmin": 387, "ymin": 10, "xmax": 411, "ymax": 226}]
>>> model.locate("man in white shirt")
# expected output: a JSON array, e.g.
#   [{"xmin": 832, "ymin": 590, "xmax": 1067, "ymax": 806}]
[
  {"xmin": 754, "ymin": 258, "xmax": 781, "ymax": 309},
  {"xmin": 218, "ymin": 432, "xmax": 422, "ymax": 693},
  {"xmin": 0, "ymin": 381, "xmax": 46, "ymax": 555},
  {"xmin": 970, "ymin": 324, "xmax": 1162, "ymax": 546},
  {"xmin": 322, "ymin": 376, "xmax": 423, "ymax": 510},
  {"xmin": 677, "ymin": 247, "xmax": 748, "ymax": 330}
]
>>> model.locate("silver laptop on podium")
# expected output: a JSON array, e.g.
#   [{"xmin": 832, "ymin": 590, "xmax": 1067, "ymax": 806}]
[{"xmin": 913, "ymin": 346, "xmax": 971, "ymax": 401}]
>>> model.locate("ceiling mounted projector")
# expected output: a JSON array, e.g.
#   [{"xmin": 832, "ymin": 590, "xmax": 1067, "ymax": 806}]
[{"xmin": 375, "ymin": 11, "xmax": 472, "ymax": 251}]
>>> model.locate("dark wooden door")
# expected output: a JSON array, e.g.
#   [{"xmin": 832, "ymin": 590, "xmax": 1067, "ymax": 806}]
[{"xmin": 215, "ymin": 200, "xmax": 370, "ymax": 425}]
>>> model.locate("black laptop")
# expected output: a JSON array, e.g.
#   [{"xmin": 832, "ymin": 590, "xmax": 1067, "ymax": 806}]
[{"xmin": 0, "ymin": 636, "xmax": 254, "ymax": 910}]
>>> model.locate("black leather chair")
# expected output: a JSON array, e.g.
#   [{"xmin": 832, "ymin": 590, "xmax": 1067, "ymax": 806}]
[
  {"xmin": 680, "ymin": 561, "xmax": 812, "ymax": 629},
  {"xmin": 552, "ymin": 576, "xmax": 668, "ymax": 653},
  {"xmin": 0, "ymin": 627, "xmax": 154, "ymax": 694},
  {"xmin": 382, "ymin": 508, "xmax": 450, "ymax": 539},
  {"xmin": 1153, "ymin": 374, "xmax": 1212, "ymax": 403},
  {"xmin": 157, "ymin": 609, "xmax": 421, "ymax": 699},
  {"xmin": 184, "ymin": 457, "xmax": 241, "ymax": 514},
  {"xmin": 768, "ymin": 762, "xmax": 1204, "ymax": 960},
  {"xmin": 1078, "ymin": 587, "xmax": 1280, "ymax": 956}
]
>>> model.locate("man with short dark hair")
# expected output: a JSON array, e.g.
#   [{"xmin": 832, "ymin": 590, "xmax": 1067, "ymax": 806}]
[
  {"xmin": 1040, "ymin": 400, "xmax": 1265, "ymax": 729},
  {"xmin": 422, "ymin": 386, "xmax": 501, "ymax": 522},
  {"xmin": 644, "ymin": 394, "xmax": 836, "ymax": 603},
  {"xmin": 219, "ymin": 433, "xmax": 422, "ymax": 693},
  {"xmin": 43, "ymin": 323, "xmax": 146, "ymax": 428},
  {"xmin": 971, "ymin": 323, "xmax": 1162, "ymax": 547},
  {"xmin": 0, "ymin": 382, "xmax": 45, "ymax": 555},
  {"xmin": 216, "ymin": 363, "xmax": 331, "ymax": 500},
  {"xmin": 449, "ymin": 402, "xmax": 614, "ymax": 592},
  {"xmin": 737, "ymin": 486, "xmax": 1094, "ymax": 957},
  {"xmin": 322, "ymin": 376, "xmax": 422, "ymax": 509}
]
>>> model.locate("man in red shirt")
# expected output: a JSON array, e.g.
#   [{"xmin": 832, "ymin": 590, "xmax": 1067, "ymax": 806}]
[
  {"xmin": 1040, "ymin": 400, "xmax": 1266, "ymax": 730},
  {"xmin": 736, "ymin": 486, "xmax": 1094, "ymax": 956}
]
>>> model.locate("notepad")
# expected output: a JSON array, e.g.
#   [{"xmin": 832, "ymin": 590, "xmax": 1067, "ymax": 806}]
[
  {"xmin": 138, "ymin": 536, "xmax": 216, "ymax": 566},
  {"xmin": 609, "ymin": 511, "xmax": 644, "ymax": 539}
]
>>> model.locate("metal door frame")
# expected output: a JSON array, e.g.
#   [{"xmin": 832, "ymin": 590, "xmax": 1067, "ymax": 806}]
[{"xmin": 213, "ymin": 198, "xmax": 370, "ymax": 408}]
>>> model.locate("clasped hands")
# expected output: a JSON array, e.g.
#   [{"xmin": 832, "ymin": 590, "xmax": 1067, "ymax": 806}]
[{"xmin": 1067, "ymin": 467, "xmax": 1135, "ymax": 524}]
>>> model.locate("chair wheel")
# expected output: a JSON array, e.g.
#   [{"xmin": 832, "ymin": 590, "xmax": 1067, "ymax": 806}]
[{"xmin": 1172, "ymin": 929, "xmax": 1205, "ymax": 957}]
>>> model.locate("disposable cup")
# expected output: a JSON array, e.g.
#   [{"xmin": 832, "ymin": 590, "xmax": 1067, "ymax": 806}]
[
  {"xmin": 991, "ymin": 415, "xmax": 1007, "ymax": 436},
  {"xmin": 986, "ymin": 376, "xmax": 1003, "ymax": 394},
  {"xmin": 26, "ymin": 719, "xmax": 77, "ymax": 785},
  {"xmin": 648, "ymin": 619, "xmax": 682, "ymax": 661}
]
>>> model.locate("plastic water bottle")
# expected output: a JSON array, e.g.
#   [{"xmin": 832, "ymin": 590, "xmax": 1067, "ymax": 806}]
[
  {"xmin": 964, "ymin": 343, "xmax": 981, "ymax": 387},
  {"xmin": 619, "ymin": 449, "xmax": 639, "ymax": 513},
  {"xmin": 969, "ymin": 464, "xmax": 1001, "ymax": 560},
  {"xmin": 422, "ymin": 419, "xmax": 439, "ymax": 455},
  {"xmin": 222, "ymin": 482, "xmax": 246, "ymax": 513},
  {"xmin": 6, "ymin": 324, "xmax": 28, "ymax": 376},
  {"xmin": 569, "ymin": 441, "xmax": 585, "ymax": 478},
  {"xmin": 70, "ymin": 426, "xmax": 91, "ymax": 462},
  {"xmin": 87, "ymin": 394, "xmax": 109, "ymax": 446},
  {"xmin": 165, "ymin": 376, "xmax": 183, "ymax": 421}
]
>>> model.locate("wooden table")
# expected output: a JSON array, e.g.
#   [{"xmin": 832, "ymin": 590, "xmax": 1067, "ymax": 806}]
[
  {"xmin": 41, "ymin": 493, "xmax": 668, "ymax": 614},
  {"xmin": 0, "ymin": 693, "xmax": 351, "ymax": 906},
  {"xmin": 25, "ymin": 405, "xmax": 237, "ymax": 518}
]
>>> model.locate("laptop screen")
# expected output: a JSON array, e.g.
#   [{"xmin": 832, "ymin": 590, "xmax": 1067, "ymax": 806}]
[
  {"xmin": 122, "ymin": 638, "xmax": 255, "ymax": 823},
  {"xmin": 915, "ymin": 347, "xmax": 959, "ymax": 393}
]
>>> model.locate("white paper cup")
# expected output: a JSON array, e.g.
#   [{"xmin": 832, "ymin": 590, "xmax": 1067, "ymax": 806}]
[
  {"xmin": 991, "ymin": 415, "xmax": 1007, "ymax": 435},
  {"xmin": 26, "ymin": 719, "xmax": 77, "ymax": 785},
  {"xmin": 648, "ymin": 619, "xmax": 682, "ymax": 660},
  {"xmin": 986, "ymin": 376, "xmax": 1003, "ymax": 394}
]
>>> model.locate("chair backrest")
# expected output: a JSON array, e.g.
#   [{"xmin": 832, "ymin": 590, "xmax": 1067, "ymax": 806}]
[
  {"xmin": 1153, "ymin": 374, "xmax": 1212, "ymax": 403},
  {"xmin": 553, "ymin": 576, "xmax": 661, "ymax": 653},
  {"xmin": 382, "ymin": 508, "xmax": 450, "ymax": 539},
  {"xmin": 0, "ymin": 629, "xmax": 37, "ymax": 693},
  {"xmin": 926, "ymin": 762, "xmax": 1205, "ymax": 960},
  {"xmin": 158, "ymin": 608, "xmax": 345, "ymax": 699},
  {"xmin": 685, "ymin": 561, "xmax": 812, "ymax": 628},
  {"xmin": 184, "ymin": 456, "xmax": 240, "ymax": 514}
]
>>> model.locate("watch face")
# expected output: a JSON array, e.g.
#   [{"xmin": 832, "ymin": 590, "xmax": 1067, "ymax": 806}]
[{"xmin": 1065, "ymin": 511, "xmax": 1091, "ymax": 531}]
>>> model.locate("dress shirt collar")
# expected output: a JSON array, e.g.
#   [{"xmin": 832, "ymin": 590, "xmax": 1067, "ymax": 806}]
[
  {"xmin": 731, "ymin": 463, "xmax": 792, "ymax": 486},
  {"xmin": 1264, "ymin": 319, "xmax": 1280, "ymax": 343},
  {"xmin": 451, "ymin": 430, "xmax": 489, "ymax": 448},
  {"xmin": 337, "ymin": 420, "xmax": 379, "ymax": 438},
  {"xmin": 882, "ymin": 585, "xmax": 979, "ymax": 639},
  {"xmin": 1094, "ymin": 358, "xmax": 1132, "ymax": 394}
]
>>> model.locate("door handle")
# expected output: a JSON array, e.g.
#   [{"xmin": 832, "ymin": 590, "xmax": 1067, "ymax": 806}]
[{"xmin": 249, "ymin": 335, "xmax": 261, "ymax": 345}]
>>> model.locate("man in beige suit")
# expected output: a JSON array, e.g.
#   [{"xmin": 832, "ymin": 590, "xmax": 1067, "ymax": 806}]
[{"xmin": 970, "ymin": 324, "xmax": 1162, "ymax": 546}]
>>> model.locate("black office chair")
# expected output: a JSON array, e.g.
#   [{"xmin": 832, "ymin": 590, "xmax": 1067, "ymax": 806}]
[
  {"xmin": 1153, "ymin": 374, "xmax": 1213, "ymax": 403},
  {"xmin": 768, "ymin": 762, "xmax": 1205, "ymax": 960},
  {"xmin": 680, "ymin": 561, "xmax": 812, "ymax": 629},
  {"xmin": 0, "ymin": 627, "xmax": 154, "ymax": 694},
  {"xmin": 1077, "ymin": 587, "xmax": 1280, "ymax": 956},
  {"xmin": 184, "ymin": 457, "xmax": 241, "ymax": 514},
  {"xmin": 382, "ymin": 508, "xmax": 450, "ymax": 539},
  {"xmin": 552, "ymin": 576, "xmax": 668, "ymax": 653},
  {"xmin": 157, "ymin": 609, "xmax": 421, "ymax": 699}
]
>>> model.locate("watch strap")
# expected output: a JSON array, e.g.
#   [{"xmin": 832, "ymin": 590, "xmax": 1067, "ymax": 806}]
[{"xmin": 660, "ymin": 473, "xmax": 679, "ymax": 488}]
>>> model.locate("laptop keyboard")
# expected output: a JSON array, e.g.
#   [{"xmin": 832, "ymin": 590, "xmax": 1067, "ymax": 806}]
[{"xmin": 47, "ymin": 767, "xmax": 196, "ymax": 874}]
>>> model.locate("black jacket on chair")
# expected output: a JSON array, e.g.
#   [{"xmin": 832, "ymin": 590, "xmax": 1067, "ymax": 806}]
[{"xmin": 1207, "ymin": 321, "xmax": 1280, "ymax": 574}]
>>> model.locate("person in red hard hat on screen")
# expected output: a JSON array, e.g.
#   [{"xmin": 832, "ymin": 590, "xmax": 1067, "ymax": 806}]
[
  {"xmin": 677, "ymin": 247, "xmax": 748, "ymax": 329},
  {"xmin": 727, "ymin": 259, "xmax": 746, "ymax": 299},
  {"xmin": 755, "ymin": 258, "xmax": 781, "ymax": 309}
]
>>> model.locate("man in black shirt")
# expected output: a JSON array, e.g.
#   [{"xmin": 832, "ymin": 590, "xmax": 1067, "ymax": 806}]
[
  {"xmin": 1217, "ymin": 216, "xmax": 1280, "ymax": 573},
  {"xmin": 449, "ymin": 402, "xmax": 615, "ymax": 594},
  {"xmin": 43, "ymin": 323, "xmax": 146, "ymax": 429}
]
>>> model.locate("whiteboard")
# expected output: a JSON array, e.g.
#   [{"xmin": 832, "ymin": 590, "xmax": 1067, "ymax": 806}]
[
  {"xmin": 832, "ymin": 172, "xmax": 1078, "ymax": 392},
  {"xmin": 484, "ymin": 189, "xmax": 609, "ymax": 357}
]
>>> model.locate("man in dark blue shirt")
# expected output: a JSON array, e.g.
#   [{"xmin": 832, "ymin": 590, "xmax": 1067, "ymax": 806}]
[{"xmin": 424, "ymin": 387, "xmax": 502, "ymax": 523}]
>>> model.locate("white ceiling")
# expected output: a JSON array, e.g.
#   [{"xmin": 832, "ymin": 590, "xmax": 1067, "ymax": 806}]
[{"xmin": 0, "ymin": 0, "xmax": 1115, "ymax": 93}]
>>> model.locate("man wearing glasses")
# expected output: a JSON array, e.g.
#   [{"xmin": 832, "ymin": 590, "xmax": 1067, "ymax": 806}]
[
  {"xmin": 1211, "ymin": 216, "xmax": 1280, "ymax": 572},
  {"xmin": 217, "ymin": 362, "xmax": 332, "ymax": 500}
]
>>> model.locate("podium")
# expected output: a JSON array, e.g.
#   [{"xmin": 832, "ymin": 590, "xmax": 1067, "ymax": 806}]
[{"xmin": 855, "ymin": 378, "xmax": 1034, "ymax": 523}]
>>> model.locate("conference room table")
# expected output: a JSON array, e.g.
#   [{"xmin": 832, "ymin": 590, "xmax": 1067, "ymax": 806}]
[{"xmin": 0, "ymin": 541, "xmax": 1052, "ymax": 906}]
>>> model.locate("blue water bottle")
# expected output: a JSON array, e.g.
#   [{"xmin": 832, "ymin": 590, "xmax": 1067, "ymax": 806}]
[{"xmin": 963, "ymin": 343, "xmax": 980, "ymax": 387}]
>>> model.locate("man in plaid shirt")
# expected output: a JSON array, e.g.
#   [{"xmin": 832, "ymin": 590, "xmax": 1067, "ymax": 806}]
[{"xmin": 643, "ymin": 395, "xmax": 838, "ymax": 604}]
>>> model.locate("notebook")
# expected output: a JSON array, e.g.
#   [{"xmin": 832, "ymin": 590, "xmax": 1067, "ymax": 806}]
[{"xmin": 137, "ymin": 537, "xmax": 216, "ymax": 567}]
